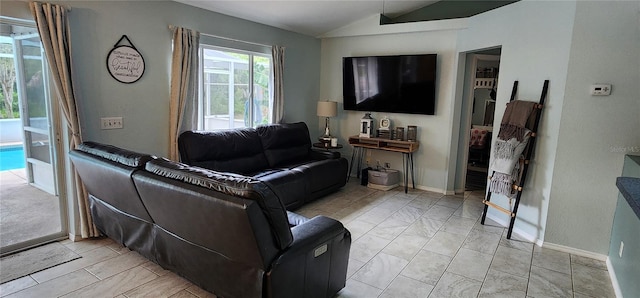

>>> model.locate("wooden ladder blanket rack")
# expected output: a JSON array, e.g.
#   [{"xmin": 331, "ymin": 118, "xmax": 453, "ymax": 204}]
[{"xmin": 480, "ymin": 80, "xmax": 548, "ymax": 239}]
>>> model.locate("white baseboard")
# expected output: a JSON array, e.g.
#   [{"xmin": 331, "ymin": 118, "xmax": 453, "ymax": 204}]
[
  {"xmin": 68, "ymin": 233, "xmax": 82, "ymax": 242},
  {"xmin": 412, "ymin": 184, "xmax": 448, "ymax": 195},
  {"xmin": 486, "ymin": 213, "xmax": 544, "ymax": 246},
  {"xmin": 541, "ymin": 242, "xmax": 607, "ymax": 261},
  {"xmin": 606, "ymin": 257, "xmax": 623, "ymax": 298}
]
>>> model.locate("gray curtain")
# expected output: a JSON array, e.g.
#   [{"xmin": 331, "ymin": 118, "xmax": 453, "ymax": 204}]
[
  {"xmin": 169, "ymin": 26, "xmax": 200, "ymax": 161},
  {"xmin": 30, "ymin": 1, "xmax": 99, "ymax": 238},
  {"xmin": 272, "ymin": 45, "xmax": 285, "ymax": 123}
]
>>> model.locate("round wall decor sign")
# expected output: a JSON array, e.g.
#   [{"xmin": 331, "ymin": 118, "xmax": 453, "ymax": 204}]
[{"xmin": 106, "ymin": 35, "xmax": 145, "ymax": 83}]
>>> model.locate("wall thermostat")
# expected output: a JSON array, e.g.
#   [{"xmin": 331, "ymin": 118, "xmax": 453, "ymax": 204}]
[{"xmin": 590, "ymin": 84, "xmax": 611, "ymax": 96}]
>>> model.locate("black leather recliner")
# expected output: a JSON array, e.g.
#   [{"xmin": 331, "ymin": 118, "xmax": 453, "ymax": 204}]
[
  {"xmin": 70, "ymin": 142, "xmax": 351, "ymax": 298},
  {"xmin": 178, "ymin": 122, "xmax": 348, "ymax": 209}
]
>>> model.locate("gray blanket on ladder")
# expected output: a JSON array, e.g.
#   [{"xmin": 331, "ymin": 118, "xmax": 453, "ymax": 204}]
[{"xmin": 489, "ymin": 100, "xmax": 537, "ymax": 196}]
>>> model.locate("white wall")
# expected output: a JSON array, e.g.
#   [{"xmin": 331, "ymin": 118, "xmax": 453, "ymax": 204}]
[
  {"xmin": 320, "ymin": 20, "xmax": 459, "ymax": 192},
  {"xmin": 454, "ymin": 0, "xmax": 577, "ymax": 242},
  {"xmin": 545, "ymin": 1, "xmax": 640, "ymax": 254}
]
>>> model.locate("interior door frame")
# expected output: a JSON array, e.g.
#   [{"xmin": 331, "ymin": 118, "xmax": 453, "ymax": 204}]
[{"xmin": 454, "ymin": 52, "xmax": 501, "ymax": 193}]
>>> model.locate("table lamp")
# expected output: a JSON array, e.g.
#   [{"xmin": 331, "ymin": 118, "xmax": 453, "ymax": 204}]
[{"xmin": 317, "ymin": 101, "xmax": 337, "ymax": 141}]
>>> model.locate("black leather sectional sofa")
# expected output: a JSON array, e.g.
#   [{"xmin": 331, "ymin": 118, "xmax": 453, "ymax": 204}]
[
  {"xmin": 69, "ymin": 126, "xmax": 351, "ymax": 297},
  {"xmin": 178, "ymin": 122, "xmax": 349, "ymax": 210}
]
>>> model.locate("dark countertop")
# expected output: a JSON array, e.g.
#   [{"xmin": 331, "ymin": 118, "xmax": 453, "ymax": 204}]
[{"xmin": 616, "ymin": 177, "xmax": 640, "ymax": 219}]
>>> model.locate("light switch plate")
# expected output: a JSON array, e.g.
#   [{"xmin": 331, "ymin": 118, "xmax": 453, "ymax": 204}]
[{"xmin": 101, "ymin": 117, "xmax": 123, "ymax": 129}]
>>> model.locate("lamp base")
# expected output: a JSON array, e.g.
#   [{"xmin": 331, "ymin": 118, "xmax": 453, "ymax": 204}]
[{"xmin": 320, "ymin": 118, "xmax": 332, "ymax": 141}]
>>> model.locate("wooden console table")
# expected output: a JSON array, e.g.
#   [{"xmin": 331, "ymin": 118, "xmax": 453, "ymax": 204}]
[{"xmin": 348, "ymin": 136, "xmax": 420, "ymax": 193}]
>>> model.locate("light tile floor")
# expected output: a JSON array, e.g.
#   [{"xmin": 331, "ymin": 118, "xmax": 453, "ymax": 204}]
[{"xmin": 0, "ymin": 181, "xmax": 615, "ymax": 297}]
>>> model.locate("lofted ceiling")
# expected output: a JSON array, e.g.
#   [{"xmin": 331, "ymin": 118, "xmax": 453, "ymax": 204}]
[{"xmin": 174, "ymin": 0, "xmax": 518, "ymax": 37}]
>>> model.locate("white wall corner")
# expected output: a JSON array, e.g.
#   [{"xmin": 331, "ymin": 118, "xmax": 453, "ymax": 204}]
[
  {"xmin": 486, "ymin": 213, "xmax": 544, "ymax": 247},
  {"xmin": 606, "ymin": 257, "xmax": 624, "ymax": 298}
]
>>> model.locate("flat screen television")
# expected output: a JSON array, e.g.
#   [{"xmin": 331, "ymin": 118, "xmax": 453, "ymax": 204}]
[{"xmin": 343, "ymin": 54, "xmax": 437, "ymax": 115}]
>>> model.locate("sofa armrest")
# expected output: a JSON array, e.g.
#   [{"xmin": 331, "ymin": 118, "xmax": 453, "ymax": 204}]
[
  {"xmin": 286, "ymin": 216, "xmax": 347, "ymax": 256},
  {"xmin": 310, "ymin": 149, "xmax": 341, "ymax": 160},
  {"xmin": 267, "ymin": 216, "xmax": 351, "ymax": 298}
]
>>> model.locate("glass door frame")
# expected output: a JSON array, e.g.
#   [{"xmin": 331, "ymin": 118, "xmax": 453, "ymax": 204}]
[{"xmin": 0, "ymin": 16, "xmax": 68, "ymax": 256}]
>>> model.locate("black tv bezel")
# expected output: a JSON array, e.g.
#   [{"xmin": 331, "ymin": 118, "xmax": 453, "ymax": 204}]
[{"xmin": 342, "ymin": 53, "xmax": 437, "ymax": 115}]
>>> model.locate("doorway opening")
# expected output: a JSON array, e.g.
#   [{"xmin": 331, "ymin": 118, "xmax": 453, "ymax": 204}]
[
  {"xmin": 454, "ymin": 49, "xmax": 501, "ymax": 192},
  {"xmin": 466, "ymin": 54, "xmax": 500, "ymax": 190},
  {"xmin": 0, "ymin": 18, "xmax": 67, "ymax": 256}
]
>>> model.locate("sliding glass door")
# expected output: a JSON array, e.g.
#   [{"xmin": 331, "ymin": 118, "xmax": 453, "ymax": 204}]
[{"xmin": 0, "ymin": 18, "xmax": 67, "ymax": 256}]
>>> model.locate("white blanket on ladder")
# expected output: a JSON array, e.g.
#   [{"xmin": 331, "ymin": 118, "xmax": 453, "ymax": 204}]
[{"xmin": 489, "ymin": 129, "xmax": 531, "ymax": 197}]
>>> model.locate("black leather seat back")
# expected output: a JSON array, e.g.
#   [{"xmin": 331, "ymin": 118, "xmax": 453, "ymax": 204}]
[
  {"xmin": 70, "ymin": 142, "xmax": 153, "ymax": 223},
  {"xmin": 178, "ymin": 129, "xmax": 269, "ymax": 175},
  {"xmin": 135, "ymin": 158, "xmax": 293, "ymax": 268},
  {"xmin": 257, "ymin": 122, "xmax": 312, "ymax": 167}
]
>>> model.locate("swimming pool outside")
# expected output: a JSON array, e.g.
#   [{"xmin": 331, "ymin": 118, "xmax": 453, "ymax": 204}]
[{"xmin": 0, "ymin": 145, "xmax": 25, "ymax": 171}]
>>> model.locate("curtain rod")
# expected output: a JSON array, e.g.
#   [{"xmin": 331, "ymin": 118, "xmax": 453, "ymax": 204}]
[{"xmin": 169, "ymin": 25, "xmax": 273, "ymax": 48}]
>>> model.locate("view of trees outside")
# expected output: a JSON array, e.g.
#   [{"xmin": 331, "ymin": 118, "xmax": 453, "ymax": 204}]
[
  {"xmin": 204, "ymin": 48, "xmax": 271, "ymax": 129},
  {"xmin": 0, "ymin": 38, "xmax": 48, "ymax": 122},
  {"xmin": 0, "ymin": 43, "xmax": 18, "ymax": 119}
]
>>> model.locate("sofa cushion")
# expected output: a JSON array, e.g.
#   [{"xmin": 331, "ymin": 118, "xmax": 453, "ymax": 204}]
[
  {"xmin": 256, "ymin": 122, "xmax": 312, "ymax": 167},
  {"xmin": 145, "ymin": 158, "xmax": 293, "ymax": 249},
  {"xmin": 251, "ymin": 169, "xmax": 308, "ymax": 210},
  {"xmin": 178, "ymin": 129, "xmax": 269, "ymax": 175},
  {"xmin": 289, "ymin": 159, "xmax": 348, "ymax": 195}
]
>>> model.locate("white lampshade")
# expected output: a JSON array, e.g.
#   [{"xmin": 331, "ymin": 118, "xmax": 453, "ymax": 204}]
[{"xmin": 317, "ymin": 101, "xmax": 337, "ymax": 117}]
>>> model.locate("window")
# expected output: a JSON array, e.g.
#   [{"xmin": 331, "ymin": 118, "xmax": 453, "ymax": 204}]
[{"xmin": 199, "ymin": 45, "xmax": 272, "ymax": 130}]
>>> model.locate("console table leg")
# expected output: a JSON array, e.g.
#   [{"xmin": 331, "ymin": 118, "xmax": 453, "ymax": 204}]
[
  {"xmin": 348, "ymin": 147, "xmax": 360, "ymax": 181},
  {"xmin": 410, "ymin": 153, "xmax": 415, "ymax": 189},
  {"xmin": 403, "ymin": 153, "xmax": 409, "ymax": 193},
  {"xmin": 356, "ymin": 148, "xmax": 363, "ymax": 179}
]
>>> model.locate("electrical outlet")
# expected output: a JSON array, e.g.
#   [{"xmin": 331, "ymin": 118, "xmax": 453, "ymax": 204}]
[
  {"xmin": 590, "ymin": 84, "xmax": 611, "ymax": 96},
  {"xmin": 384, "ymin": 162, "xmax": 391, "ymax": 168},
  {"xmin": 101, "ymin": 117, "xmax": 123, "ymax": 130},
  {"xmin": 619, "ymin": 241, "xmax": 624, "ymax": 258}
]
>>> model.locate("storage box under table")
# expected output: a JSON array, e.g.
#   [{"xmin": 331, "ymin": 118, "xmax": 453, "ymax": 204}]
[{"xmin": 367, "ymin": 169, "xmax": 400, "ymax": 191}]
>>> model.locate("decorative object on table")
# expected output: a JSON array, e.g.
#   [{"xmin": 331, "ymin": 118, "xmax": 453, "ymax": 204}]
[
  {"xmin": 106, "ymin": 35, "xmax": 145, "ymax": 84},
  {"xmin": 407, "ymin": 125, "xmax": 417, "ymax": 142},
  {"xmin": 376, "ymin": 129, "xmax": 391, "ymax": 139},
  {"xmin": 317, "ymin": 100, "xmax": 338, "ymax": 142},
  {"xmin": 359, "ymin": 113, "xmax": 374, "ymax": 138},
  {"xmin": 395, "ymin": 127, "xmax": 405, "ymax": 141},
  {"xmin": 379, "ymin": 117, "xmax": 391, "ymax": 131},
  {"xmin": 330, "ymin": 138, "xmax": 338, "ymax": 147},
  {"xmin": 376, "ymin": 117, "xmax": 392, "ymax": 138}
]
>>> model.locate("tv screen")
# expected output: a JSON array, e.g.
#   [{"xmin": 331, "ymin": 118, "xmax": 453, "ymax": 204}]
[{"xmin": 343, "ymin": 54, "xmax": 437, "ymax": 115}]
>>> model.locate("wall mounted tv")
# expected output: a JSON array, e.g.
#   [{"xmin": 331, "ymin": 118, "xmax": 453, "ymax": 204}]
[{"xmin": 343, "ymin": 54, "xmax": 437, "ymax": 115}]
